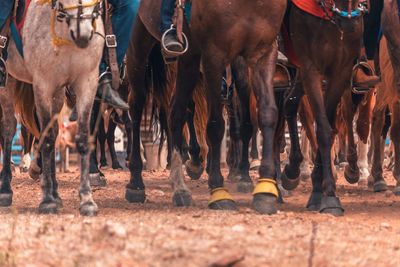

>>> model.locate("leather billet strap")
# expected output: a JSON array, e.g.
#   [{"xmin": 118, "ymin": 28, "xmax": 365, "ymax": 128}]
[{"xmin": 103, "ymin": 0, "xmax": 119, "ymax": 90}]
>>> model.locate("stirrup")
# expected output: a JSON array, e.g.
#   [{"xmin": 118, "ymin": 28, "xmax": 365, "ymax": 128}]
[
  {"xmin": 0, "ymin": 57, "xmax": 8, "ymax": 87},
  {"xmin": 351, "ymin": 61, "xmax": 377, "ymax": 94},
  {"xmin": 161, "ymin": 25, "xmax": 189, "ymax": 64},
  {"xmin": 273, "ymin": 62, "xmax": 292, "ymax": 92},
  {"xmin": 0, "ymin": 36, "xmax": 7, "ymax": 49}
]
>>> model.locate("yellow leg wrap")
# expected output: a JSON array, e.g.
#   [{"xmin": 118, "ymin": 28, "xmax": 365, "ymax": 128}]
[
  {"xmin": 209, "ymin": 187, "xmax": 234, "ymax": 205},
  {"xmin": 252, "ymin": 178, "xmax": 279, "ymax": 198}
]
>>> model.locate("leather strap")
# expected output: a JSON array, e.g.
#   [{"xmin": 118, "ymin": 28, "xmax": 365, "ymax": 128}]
[
  {"xmin": 175, "ymin": 0, "xmax": 186, "ymax": 43},
  {"xmin": 104, "ymin": 0, "xmax": 120, "ymax": 90},
  {"xmin": 0, "ymin": 17, "xmax": 12, "ymax": 55}
]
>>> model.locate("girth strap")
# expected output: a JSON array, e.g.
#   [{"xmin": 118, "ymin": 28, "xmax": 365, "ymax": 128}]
[{"xmin": 104, "ymin": 0, "xmax": 119, "ymax": 90}]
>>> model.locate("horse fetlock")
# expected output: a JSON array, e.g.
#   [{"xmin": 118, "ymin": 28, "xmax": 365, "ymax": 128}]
[
  {"xmin": 80, "ymin": 200, "xmax": 98, "ymax": 217},
  {"xmin": 172, "ymin": 190, "xmax": 193, "ymax": 207},
  {"xmin": 0, "ymin": 193, "xmax": 13, "ymax": 207}
]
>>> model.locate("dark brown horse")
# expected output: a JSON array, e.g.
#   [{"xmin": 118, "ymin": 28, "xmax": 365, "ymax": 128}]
[
  {"xmin": 281, "ymin": 0, "xmax": 366, "ymax": 216},
  {"xmin": 126, "ymin": 0, "xmax": 286, "ymax": 214}
]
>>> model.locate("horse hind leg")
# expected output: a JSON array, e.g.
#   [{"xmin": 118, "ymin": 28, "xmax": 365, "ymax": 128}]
[
  {"xmin": 98, "ymin": 117, "xmax": 108, "ymax": 168},
  {"xmin": 107, "ymin": 119, "xmax": 123, "ymax": 170},
  {"xmin": 0, "ymin": 90, "xmax": 17, "ymax": 207}
]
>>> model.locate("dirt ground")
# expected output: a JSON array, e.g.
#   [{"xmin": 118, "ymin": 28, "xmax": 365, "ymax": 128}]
[{"xmin": 0, "ymin": 165, "xmax": 399, "ymax": 267}]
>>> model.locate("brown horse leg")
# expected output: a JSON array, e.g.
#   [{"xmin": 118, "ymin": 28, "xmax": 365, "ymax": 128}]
[
  {"xmin": 342, "ymin": 91, "xmax": 361, "ymax": 184},
  {"xmin": 370, "ymin": 107, "xmax": 388, "ymax": 191},
  {"xmin": 184, "ymin": 100, "xmax": 204, "ymax": 180},
  {"xmin": 106, "ymin": 119, "xmax": 123, "ymax": 170},
  {"xmin": 302, "ymin": 67, "xmax": 346, "ymax": 216},
  {"xmin": 389, "ymin": 102, "xmax": 400, "ymax": 195},
  {"xmin": 0, "ymin": 85, "xmax": 17, "ymax": 207},
  {"xmin": 200, "ymin": 52, "xmax": 237, "ymax": 211},
  {"xmin": 98, "ymin": 117, "xmax": 108, "ymax": 168},
  {"xmin": 169, "ymin": 50, "xmax": 201, "ymax": 207},
  {"xmin": 125, "ymin": 17, "xmax": 157, "ymax": 204},
  {"xmin": 281, "ymin": 84, "xmax": 304, "ymax": 190},
  {"xmin": 250, "ymin": 45, "xmax": 280, "ymax": 215},
  {"xmin": 232, "ymin": 56, "xmax": 254, "ymax": 193}
]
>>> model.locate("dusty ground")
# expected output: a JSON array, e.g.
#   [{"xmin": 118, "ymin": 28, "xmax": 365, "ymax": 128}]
[{"xmin": 0, "ymin": 165, "xmax": 399, "ymax": 267}]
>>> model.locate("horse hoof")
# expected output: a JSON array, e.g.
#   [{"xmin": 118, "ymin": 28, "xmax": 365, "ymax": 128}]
[
  {"xmin": 373, "ymin": 180, "xmax": 388, "ymax": 192},
  {"xmin": 250, "ymin": 159, "xmax": 261, "ymax": 171},
  {"xmin": 252, "ymin": 194, "xmax": 277, "ymax": 215},
  {"xmin": 80, "ymin": 202, "xmax": 98, "ymax": 217},
  {"xmin": 209, "ymin": 199, "xmax": 237, "ymax": 211},
  {"xmin": 227, "ymin": 171, "xmax": 241, "ymax": 183},
  {"xmin": 237, "ymin": 181, "xmax": 254, "ymax": 193},
  {"xmin": 112, "ymin": 162, "xmax": 123, "ymax": 170},
  {"xmin": 300, "ymin": 172, "xmax": 311, "ymax": 181},
  {"xmin": 185, "ymin": 161, "xmax": 204, "ymax": 180},
  {"xmin": 280, "ymin": 171, "xmax": 300, "ymax": 191},
  {"xmin": 89, "ymin": 173, "xmax": 107, "ymax": 187},
  {"xmin": 306, "ymin": 192, "xmax": 323, "ymax": 211},
  {"xmin": 319, "ymin": 196, "xmax": 344, "ymax": 217},
  {"xmin": 0, "ymin": 193, "xmax": 13, "ymax": 207},
  {"xmin": 54, "ymin": 197, "xmax": 63, "ymax": 208},
  {"xmin": 173, "ymin": 190, "xmax": 193, "ymax": 207},
  {"xmin": 125, "ymin": 188, "xmax": 146, "ymax": 203},
  {"xmin": 357, "ymin": 178, "xmax": 368, "ymax": 187},
  {"xmin": 394, "ymin": 185, "xmax": 400, "ymax": 196},
  {"xmin": 344, "ymin": 165, "xmax": 360, "ymax": 184},
  {"xmin": 29, "ymin": 162, "xmax": 41, "ymax": 181},
  {"xmin": 39, "ymin": 201, "xmax": 58, "ymax": 214}
]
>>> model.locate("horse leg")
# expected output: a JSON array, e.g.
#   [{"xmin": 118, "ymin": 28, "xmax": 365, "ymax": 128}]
[
  {"xmin": 389, "ymin": 102, "xmax": 400, "ymax": 195},
  {"xmin": 88, "ymin": 101, "xmax": 106, "ymax": 187},
  {"xmin": 34, "ymin": 85, "xmax": 63, "ymax": 214},
  {"xmin": 299, "ymin": 128, "xmax": 312, "ymax": 180},
  {"xmin": 125, "ymin": 18, "xmax": 156, "ymax": 203},
  {"xmin": 169, "ymin": 46, "xmax": 202, "ymax": 206},
  {"xmin": 250, "ymin": 46, "xmax": 280, "ymax": 215},
  {"xmin": 0, "ymin": 91, "xmax": 16, "ymax": 206},
  {"xmin": 124, "ymin": 114, "xmax": 133, "ymax": 166},
  {"xmin": 232, "ymin": 57, "xmax": 254, "ymax": 193},
  {"xmin": 184, "ymin": 99, "xmax": 204, "ymax": 179},
  {"xmin": 20, "ymin": 125, "xmax": 32, "ymax": 173},
  {"xmin": 225, "ymin": 89, "xmax": 242, "ymax": 183},
  {"xmin": 98, "ymin": 117, "xmax": 108, "ymax": 168},
  {"xmin": 281, "ymin": 84, "xmax": 304, "ymax": 190},
  {"xmin": 302, "ymin": 68, "xmax": 345, "ymax": 216},
  {"xmin": 342, "ymin": 91, "xmax": 361, "ymax": 184},
  {"xmin": 74, "ymin": 77, "xmax": 99, "ymax": 216},
  {"xmin": 107, "ymin": 119, "xmax": 123, "ymax": 169},
  {"xmin": 370, "ymin": 107, "xmax": 387, "ymax": 191}
]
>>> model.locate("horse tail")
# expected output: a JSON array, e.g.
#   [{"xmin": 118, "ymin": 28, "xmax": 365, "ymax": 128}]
[
  {"xmin": 376, "ymin": 37, "xmax": 396, "ymax": 111},
  {"xmin": 146, "ymin": 44, "xmax": 174, "ymax": 160},
  {"xmin": 192, "ymin": 73, "xmax": 208, "ymax": 159},
  {"xmin": 13, "ymin": 81, "xmax": 40, "ymax": 138}
]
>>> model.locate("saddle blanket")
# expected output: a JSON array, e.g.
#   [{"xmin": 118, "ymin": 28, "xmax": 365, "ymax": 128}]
[{"xmin": 291, "ymin": 0, "xmax": 332, "ymax": 20}]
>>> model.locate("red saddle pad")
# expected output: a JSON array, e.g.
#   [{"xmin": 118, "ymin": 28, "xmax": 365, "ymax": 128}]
[{"xmin": 291, "ymin": 0, "xmax": 332, "ymax": 20}]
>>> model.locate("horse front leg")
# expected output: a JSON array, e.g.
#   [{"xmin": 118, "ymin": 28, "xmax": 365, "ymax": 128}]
[
  {"xmin": 183, "ymin": 100, "xmax": 204, "ymax": 180},
  {"xmin": 370, "ymin": 107, "xmax": 387, "ymax": 191},
  {"xmin": 169, "ymin": 51, "xmax": 201, "ymax": 207},
  {"xmin": 34, "ymin": 85, "xmax": 62, "ymax": 214},
  {"xmin": 342, "ymin": 91, "xmax": 361, "ymax": 184},
  {"xmin": 389, "ymin": 102, "xmax": 400, "ymax": 195},
  {"xmin": 0, "ymin": 89, "xmax": 17, "ymax": 207},
  {"xmin": 107, "ymin": 119, "xmax": 123, "ymax": 170},
  {"xmin": 74, "ymin": 77, "xmax": 99, "ymax": 216},
  {"xmin": 230, "ymin": 56, "xmax": 254, "ymax": 193},
  {"xmin": 250, "ymin": 45, "xmax": 280, "ymax": 215},
  {"xmin": 281, "ymin": 84, "xmax": 304, "ymax": 190},
  {"xmin": 202, "ymin": 53, "xmax": 236, "ymax": 211},
  {"xmin": 98, "ymin": 117, "xmax": 108, "ymax": 168}
]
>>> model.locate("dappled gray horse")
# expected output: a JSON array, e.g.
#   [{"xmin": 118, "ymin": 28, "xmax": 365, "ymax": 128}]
[{"xmin": 4, "ymin": 0, "xmax": 104, "ymax": 215}]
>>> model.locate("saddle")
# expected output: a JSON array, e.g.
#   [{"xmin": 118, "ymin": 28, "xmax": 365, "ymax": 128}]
[{"xmin": 291, "ymin": 0, "xmax": 332, "ymax": 20}]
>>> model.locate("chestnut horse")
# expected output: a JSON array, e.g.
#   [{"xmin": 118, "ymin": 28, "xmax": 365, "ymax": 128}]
[{"xmin": 281, "ymin": 0, "xmax": 366, "ymax": 216}]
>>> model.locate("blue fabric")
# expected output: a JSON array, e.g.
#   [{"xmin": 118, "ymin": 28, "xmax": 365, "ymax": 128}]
[
  {"xmin": 160, "ymin": 0, "xmax": 175, "ymax": 33},
  {"xmin": 0, "ymin": 0, "xmax": 13, "ymax": 30},
  {"xmin": 101, "ymin": 0, "xmax": 140, "ymax": 72}
]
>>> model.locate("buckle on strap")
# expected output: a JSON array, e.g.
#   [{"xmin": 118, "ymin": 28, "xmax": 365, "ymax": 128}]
[
  {"xmin": 0, "ymin": 36, "xmax": 8, "ymax": 49},
  {"xmin": 105, "ymin": 35, "xmax": 117, "ymax": 48}
]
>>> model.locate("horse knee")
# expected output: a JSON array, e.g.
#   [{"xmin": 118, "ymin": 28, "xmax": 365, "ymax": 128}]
[
  {"xmin": 258, "ymin": 106, "xmax": 278, "ymax": 129},
  {"xmin": 75, "ymin": 134, "xmax": 89, "ymax": 154}
]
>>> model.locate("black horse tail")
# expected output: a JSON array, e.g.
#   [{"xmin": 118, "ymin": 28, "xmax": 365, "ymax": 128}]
[{"xmin": 145, "ymin": 44, "xmax": 175, "ymax": 161}]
